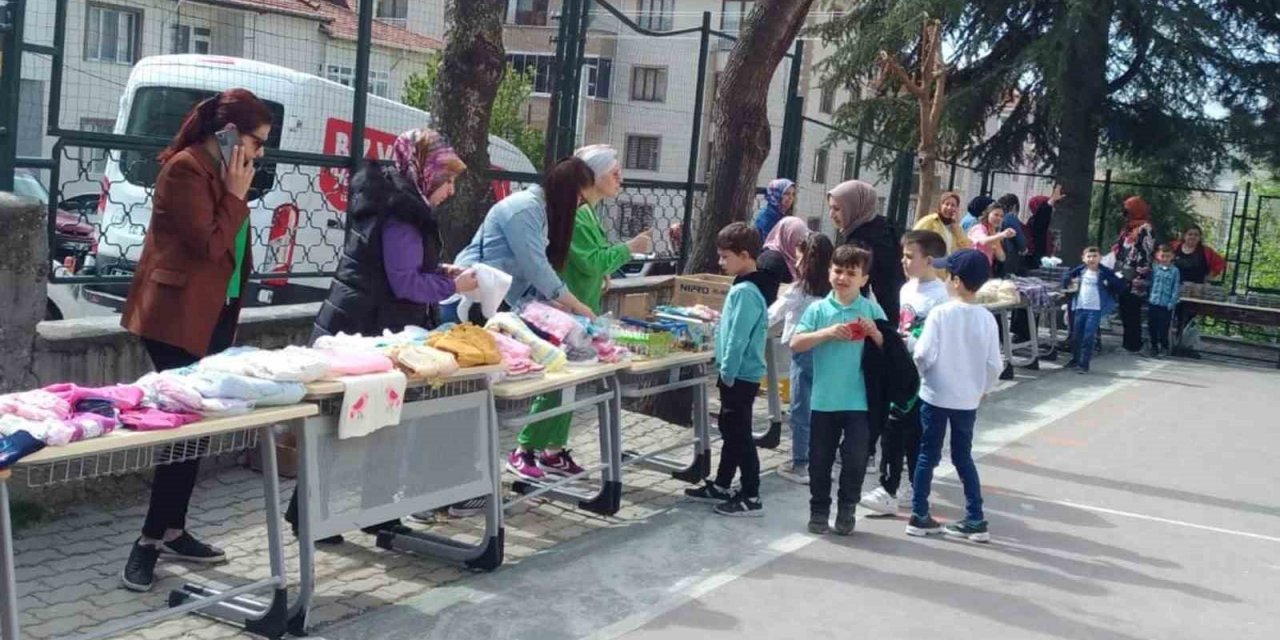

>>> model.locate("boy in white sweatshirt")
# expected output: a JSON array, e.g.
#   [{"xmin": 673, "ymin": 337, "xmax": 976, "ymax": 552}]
[{"xmin": 906, "ymin": 249, "xmax": 1003, "ymax": 542}]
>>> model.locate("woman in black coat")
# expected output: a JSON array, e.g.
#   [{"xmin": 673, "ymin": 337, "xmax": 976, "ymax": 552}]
[{"xmin": 827, "ymin": 180, "xmax": 904, "ymax": 322}]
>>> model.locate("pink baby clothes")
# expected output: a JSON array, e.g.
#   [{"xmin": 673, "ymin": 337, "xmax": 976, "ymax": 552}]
[
  {"xmin": 0, "ymin": 415, "xmax": 76, "ymax": 446},
  {"xmin": 337, "ymin": 370, "xmax": 407, "ymax": 440},
  {"xmin": 488, "ymin": 330, "xmax": 544, "ymax": 376},
  {"xmin": 43, "ymin": 383, "xmax": 145, "ymax": 411},
  {"xmin": 0, "ymin": 390, "xmax": 72, "ymax": 422},
  {"xmin": 119, "ymin": 408, "xmax": 201, "ymax": 431},
  {"xmin": 63, "ymin": 413, "xmax": 118, "ymax": 443},
  {"xmin": 519, "ymin": 301, "xmax": 589, "ymax": 348},
  {"xmin": 317, "ymin": 349, "xmax": 395, "ymax": 376},
  {"xmin": 135, "ymin": 372, "xmax": 205, "ymax": 413},
  {"xmin": 593, "ymin": 339, "xmax": 630, "ymax": 364},
  {"xmin": 485, "ymin": 313, "xmax": 567, "ymax": 372}
]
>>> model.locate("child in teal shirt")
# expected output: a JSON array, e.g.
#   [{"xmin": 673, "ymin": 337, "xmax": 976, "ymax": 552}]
[
  {"xmin": 790, "ymin": 244, "xmax": 886, "ymax": 535},
  {"xmin": 685, "ymin": 223, "xmax": 771, "ymax": 517}
]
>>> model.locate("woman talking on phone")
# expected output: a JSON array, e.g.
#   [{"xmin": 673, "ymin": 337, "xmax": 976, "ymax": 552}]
[{"xmin": 119, "ymin": 88, "xmax": 273, "ymax": 592}]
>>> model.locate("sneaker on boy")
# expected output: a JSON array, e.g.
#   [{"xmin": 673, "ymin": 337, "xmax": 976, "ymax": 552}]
[
  {"xmin": 858, "ymin": 486, "xmax": 899, "ymax": 516},
  {"xmin": 684, "ymin": 481, "xmax": 733, "ymax": 504},
  {"xmin": 908, "ymin": 249, "xmax": 1004, "ymax": 539},
  {"xmin": 944, "ymin": 519, "xmax": 991, "ymax": 543},
  {"xmin": 703, "ymin": 223, "xmax": 771, "ymax": 512},
  {"xmin": 789, "ymin": 244, "xmax": 887, "ymax": 532},
  {"xmin": 714, "ymin": 493, "xmax": 765, "ymax": 518},
  {"xmin": 777, "ymin": 462, "xmax": 810, "ymax": 485}
]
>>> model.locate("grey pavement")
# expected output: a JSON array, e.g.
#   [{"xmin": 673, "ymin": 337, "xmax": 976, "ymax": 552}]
[{"xmin": 325, "ymin": 355, "xmax": 1280, "ymax": 640}]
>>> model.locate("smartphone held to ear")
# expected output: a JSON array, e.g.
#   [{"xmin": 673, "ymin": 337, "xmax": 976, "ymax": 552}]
[{"xmin": 215, "ymin": 124, "xmax": 239, "ymax": 167}]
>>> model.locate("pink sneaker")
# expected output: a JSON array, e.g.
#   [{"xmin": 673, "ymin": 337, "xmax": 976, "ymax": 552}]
[
  {"xmin": 506, "ymin": 449, "xmax": 545, "ymax": 481},
  {"xmin": 539, "ymin": 449, "xmax": 586, "ymax": 476}
]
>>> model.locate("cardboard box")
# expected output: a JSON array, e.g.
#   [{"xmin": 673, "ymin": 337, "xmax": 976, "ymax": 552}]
[
  {"xmin": 672, "ymin": 274, "xmax": 735, "ymax": 310},
  {"xmin": 619, "ymin": 293, "xmax": 652, "ymax": 319}
]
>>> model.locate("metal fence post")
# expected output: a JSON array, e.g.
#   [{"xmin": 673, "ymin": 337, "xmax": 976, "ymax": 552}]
[
  {"xmin": 947, "ymin": 162, "xmax": 957, "ymax": 191},
  {"xmin": 348, "ymin": 0, "xmax": 374, "ymax": 186},
  {"xmin": 1230, "ymin": 181, "xmax": 1252, "ymax": 296},
  {"xmin": 1095, "ymin": 169, "xmax": 1112, "ymax": 248},
  {"xmin": 678, "ymin": 12, "xmax": 712, "ymax": 273},
  {"xmin": 776, "ymin": 38, "xmax": 804, "ymax": 181},
  {"xmin": 0, "ymin": 0, "xmax": 26, "ymax": 192}
]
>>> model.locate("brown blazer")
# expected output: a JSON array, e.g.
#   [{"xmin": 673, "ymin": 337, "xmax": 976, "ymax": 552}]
[{"xmin": 121, "ymin": 145, "xmax": 253, "ymax": 357}]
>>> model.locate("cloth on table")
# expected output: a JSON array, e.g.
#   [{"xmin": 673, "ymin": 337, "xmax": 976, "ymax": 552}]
[
  {"xmin": 0, "ymin": 415, "xmax": 77, "ymax": 447},
  {"xmin": 176, "ymin": 369, "xmax": 306, "ymax": 406},
  {"xmin": 592, "ymin": 339, "xmax": 630, "ymax": 364},
  {"xmin": 518, "ymin": 301, "xmax": 590, "ymax": 348},
  {"xmin": 337, "ymin": 370, "xmax": 407, "ymax": 440},
  {"xmin": 198, "ymin": 346, "xmax": 330, "ymax": 382},
  {"xmin": 119, "ymin": 408, "xmax": 202, "ymax": 431},
  {"xmin": 485, "ymin": 313, "xmax": 567, "ymax": 372},
  {"xmin": 43, "ymin": 383, "xmax": 145, "ymax": 411},
  {"xmin": 488, "ymin": 330, "xmax": 545, "ymax": 377},
  {"xmin": 442, "ymin": 263, "xmax": 512, "ymax": 321},
  {"xmin": 1009, "ymin": 277, "xmax": 1053, "ymax": 310},
  {"xmin": 315, "ymin": 349, "xmax": 396, "ymax": 376},
  {"xmin": 427, "ymin": 324, "xmax": 502, "ymax": 367},
  {"xmin": 0, "ymin": 390, "xmax": 71, "ymax": 422},
  {"xmin": 135, "ymin": 372, "xmax": 207, "ymax": 413},
  {"xmin": 0, "ymin": 431, "xmax": 46, "ymax": 470},
  {"xmin": 976, "ymin": 280, "xmax": 1022, "ymax": 306},
  {"xmin": 565, "ymin": 345, "xmax": 599, "ymax": 367},
  {"xmin": 390, "ymin": 344, "xmax": 459, "ymax": 379}
]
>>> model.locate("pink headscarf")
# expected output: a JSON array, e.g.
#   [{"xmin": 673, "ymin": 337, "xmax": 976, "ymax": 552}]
[
  {"xmin": 763, "ymin": 216, "xmax": 811, "ymax": 280},
  {"xmin": 391, "ymin": 128, "xmax": 464, "ymax": 206}
]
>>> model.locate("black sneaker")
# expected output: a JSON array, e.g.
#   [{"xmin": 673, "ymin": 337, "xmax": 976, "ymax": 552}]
[
  {"xmin": 808, "ymin": 513, "xmax": 829, "ymax": 535},
  {"xmin": 834, "ymin": 503, "xmax": 856, "ymax": 536},
  {"xmin": 944, "ymin": 519, "xmax": 991, "ymax": 543},
  {"xmin": 713, "ymin": 494, "xmax": 764, "ymax": 518},
  {"xmin": 684, "ymin": 481, "xmax": 732, "ymax": 504},
  {"xmin": 159, "ymin": 532, "xmax": 226, "ymax": 564},
  {"xmin": 121, "ymin": 540, "xmax": 160, "ymax": 592},
  {"xmin": 906, "ymin": 514, "xmax": 944, "ymax": 537},
  {"xmin": 447, "ymin": 497, "xmax": 488, "ymax": 518}
]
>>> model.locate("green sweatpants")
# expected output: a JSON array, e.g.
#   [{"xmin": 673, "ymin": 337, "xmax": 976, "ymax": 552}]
[{"xmin": 517, "ymin": 391, "xmax": 573, "ymax": 450}]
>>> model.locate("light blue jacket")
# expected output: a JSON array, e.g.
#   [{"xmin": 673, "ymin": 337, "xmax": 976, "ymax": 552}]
[
  {"xmin": 455, "ymin": 186, "xmax": 567, "ymax": 308},
  {"xmin": 716, "ymin": 276, "xmax": 768, "ymax": 385}
]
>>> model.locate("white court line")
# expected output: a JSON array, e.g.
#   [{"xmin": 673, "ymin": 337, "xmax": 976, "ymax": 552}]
[
  {"xmin": 585, "ymin": 360, "xmax": 1170, "ymax": 640},
  {"xmin": 1052, "ymin": 499, "xmax": 1280, "ymax": 544}
]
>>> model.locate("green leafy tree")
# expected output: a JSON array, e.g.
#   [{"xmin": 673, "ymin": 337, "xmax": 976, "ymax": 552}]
[
  {"xmin": 403, "ymin": 54, "xmax": 545, "ymax": 170},
  {"xmin": 812, "ymin": 0, "xmax": 1280, "ymax": 260}
]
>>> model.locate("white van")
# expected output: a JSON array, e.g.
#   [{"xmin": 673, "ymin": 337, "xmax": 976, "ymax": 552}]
[{"xmin": 72, "ymin": 54, "xmax": 536, "ymax": 315}]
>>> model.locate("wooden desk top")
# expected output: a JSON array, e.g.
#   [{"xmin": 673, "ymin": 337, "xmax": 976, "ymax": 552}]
[
  {"xmin": 492, "ymin": 362, "xmax": 631, "ymax": 399},
  {"xmin": 623, "ymin": 350, "xmax": 714, "ymax": 375},
  {"xmin": 303, "ymin": 365, "xmax": 506, "ymax": 400},
  {"xmin": 14, "ymin": 404, "xmax": 318, "ymax": 466}
]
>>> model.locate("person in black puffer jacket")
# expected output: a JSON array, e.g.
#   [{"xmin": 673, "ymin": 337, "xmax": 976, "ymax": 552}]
[
  {"xmin": 289, "ymin": 128, "xmax": 476, "ymax": 544},
  {"xmin": 312, "ymin": 128, "xmax": 476, "ymax": 341}
]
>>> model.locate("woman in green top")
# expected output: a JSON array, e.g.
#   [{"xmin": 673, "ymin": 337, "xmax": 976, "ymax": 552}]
[{"xmin": 511, "ymin": 145, "xmax": 651, "ymax": 481}]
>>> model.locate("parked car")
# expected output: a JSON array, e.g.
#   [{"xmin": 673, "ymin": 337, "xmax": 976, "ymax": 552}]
[{"xmin": 12, "ymin": 170, "xmax": 95, "ymax": 272}]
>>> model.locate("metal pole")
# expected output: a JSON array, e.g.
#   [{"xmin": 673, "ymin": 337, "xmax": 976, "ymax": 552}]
[
  {"xmin": 1095, "ymin": 169, "xmax": 1112, "ymax": 248},
  {"xmin": 0, "ymin": 0, "xmax": 26, "ymax": 192},
  {"xmin": 776, "ymin": 38, "xmax": 804, "ymax": 181},
  {"xmin": 1245, "ymin": 193, "xmax": 1265, "ymax": 294},
  {"xmin": 48, "ymin": 0, "xmax": 67, "ymax": 137},
  {"xmin": 564, "ymin": 0, "xmax": 590, "ymax": 156},
  {"xmin": 1230, "ymin": 181, "xmax": 1252, "ymax": 296},
  {"xmin": 947, "ymin": 162, "xmax": 957, "ymax": 191},
  {"xmin": 678, "ymin": 12, "xmax": 711, "ymax": 274},
  {"xmin": 348, "ymin": 0, "xmax": 374, "ymax": 186},
  {"xmin": 543, "ymin": 0, "xmax": 576, "ymax": 169}
]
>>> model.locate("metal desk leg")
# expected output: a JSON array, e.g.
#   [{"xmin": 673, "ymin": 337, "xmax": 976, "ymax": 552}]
[
  {"xmin": 754, "ymin": 339, "xmax": 783, "ymax": 449},
  {"xmin": 998, "ymin": 311, "xmax": 1015, "ymax": 380},
  {"xmin": 170, "ymin": 425, "xmax": 290, "ymax": 639},
  {"xmin": 287, "ymin": 423, "xmax": 318, "ymax": 637},
  {"xmin": 1, "ymin": 474, "xmax": 20, "ymax": 640}
]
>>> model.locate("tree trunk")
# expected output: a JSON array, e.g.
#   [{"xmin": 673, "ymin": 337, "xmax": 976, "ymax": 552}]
[
  {"xmin": 433, "ymin": 0, "xmax": 507, "ymax": 260},
  {"xmin": 1054, "ymin": 0, "xmax": 1114, "ymax": 262},
  {"xmin": 685, "ymin": 0, "xmax": 816, "ymax": 274},
  {"xmin": 916, "ymin": 151, "xmax": 939, "ymax": 221}
]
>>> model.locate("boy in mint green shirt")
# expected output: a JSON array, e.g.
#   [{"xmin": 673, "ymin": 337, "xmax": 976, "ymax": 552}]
[
  {"xmin": 685, "ymin": 222, "xmax": 771, "ymax": 517},
  {"xmin": 791, "ymin": 244, "xmax": 886, "ymax": 536}
]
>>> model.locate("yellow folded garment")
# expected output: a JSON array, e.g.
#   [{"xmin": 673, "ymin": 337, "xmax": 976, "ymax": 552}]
[
  {"xmin": 390, "ymin": 344, "xmax": 459, "ymax": 379},
  {"xmin": 427, "ymin": 324, "xmax": 502, "ymax": 367}
]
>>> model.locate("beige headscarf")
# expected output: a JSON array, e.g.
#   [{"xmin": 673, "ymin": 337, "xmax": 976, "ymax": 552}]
[{"xmin": 828, "ymin": 180, "xmax": 879, "ymax": 234}]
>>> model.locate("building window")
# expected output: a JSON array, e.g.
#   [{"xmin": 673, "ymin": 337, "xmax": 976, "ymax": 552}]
[
  {"xmin": 585, "ymin": 58, "xmax": 613, "ymax": 100},
  {"xmin": 619, "ymin": 202, "xmax": 655, "ymax": 239},
  {"xmin": 637, "ymin": 0, "xmax": 674, "ymax": 31},
  {"xmin": 325, "ymin": 64, "xmax": 355, "ymax": 88},
  {"xmin": 819, "ymin": 84, "xmax": 835, "ymax": 114},
  {"xmin": 625, "ymin": 135, "xmax": 661, "ymax": 171},
  {"xmin": 719, "ymin": 0, "xmax": 754, "ymax": 48},
  {"xmin": 172, "ymin": 25, "xmax": 211, "ymax": 54},
  {"xmin": 376, "ymin": 0, "xmax": 409, "ymax": 25},
  {"xmin": 511, "ymin": 0, "xmax": 550, "ymax": 26},
  {"xmin": 812, "ymin": 147, "xmax": 829, "ymax": 183},
  {"xmin": 842, "ymin": 152, "xmax": 857, "ymax": 181},
  {"xmin": 631, "ymin": 67, "xmax": 667, "ymax": 102},
  {"xmin": 325, "ymin": 65, "xmax": 390, "ymax": 97},
  {"xmin": 369, "ymin": 70, "xmax": 391, "ymax": 97},
  {"xmin": 79, "ymin": 118, "xmax": 115, "ymax": 175},
  {"xmin": 85, "ymin": 4, "xmax": 141, "ymax": 65}
]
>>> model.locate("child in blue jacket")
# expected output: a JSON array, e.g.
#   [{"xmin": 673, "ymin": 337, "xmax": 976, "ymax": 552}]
[
  {"xmin": 686, "ymin": 222, "xmax": 771, "ymax": 517},
  {"xmin": 1062, "ymin": 246, "xmax": 1127, "ymax": 373}
]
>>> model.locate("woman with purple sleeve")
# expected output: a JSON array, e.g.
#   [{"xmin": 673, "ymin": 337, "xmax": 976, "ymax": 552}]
[{"xmin": 287, "ymin": 128, "xmax": 476, "ymax": 544}]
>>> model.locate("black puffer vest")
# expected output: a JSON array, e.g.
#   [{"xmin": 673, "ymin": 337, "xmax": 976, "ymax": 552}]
[{"xmin": 311, "ymin": 162, "xmax": 440, "ymax": 343}]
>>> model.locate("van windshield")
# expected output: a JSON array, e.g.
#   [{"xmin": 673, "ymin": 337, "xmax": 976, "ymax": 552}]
[{"xmin": 119, "ymin": 87, "xmax": 284, "ymax": 199}]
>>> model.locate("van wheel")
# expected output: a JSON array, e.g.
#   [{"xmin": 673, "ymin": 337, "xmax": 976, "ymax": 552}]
[{"xmin": 45, "ymin": 300, "xmax": 64, "ymax": 321}]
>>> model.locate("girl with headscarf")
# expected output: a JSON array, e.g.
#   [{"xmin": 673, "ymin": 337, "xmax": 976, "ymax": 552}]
[
  {"xmin": 828, "ymin": 180, "xmax": 905, "ymax": 336},
  {"xmin": 913, "ymin": 191, "xmax": 972, "ymax": 254},
  {"xmin": 295, "ymin": 128, "xmax": 474, "ymax": 544},
  {"xmin": 754, "ymin": 178, "xmax": 797, "ymax": 239},
  {"xmin": 1111, "ymin": 195, "xmax": 1156, "ymax": 352},
  {"xmin": 961, "ymin": 195, "xmax": 994, "ymax": 232},
  {"xmin": 758, "ymin": 216, "xmax": 811, "ymax": 292},
  {"xmin": 561, "ymin": 144, "xmax": 652, "ymax": 314}
]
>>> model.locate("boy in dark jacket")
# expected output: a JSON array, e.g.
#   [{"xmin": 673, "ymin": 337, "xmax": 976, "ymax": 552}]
[
  {"xmin": 790, "ymin": 244, "xmax": 887, "ymax": 536},
  {"xmin": 1062, "ymin": 246, "xmax": 1127, "ymax": 373}
]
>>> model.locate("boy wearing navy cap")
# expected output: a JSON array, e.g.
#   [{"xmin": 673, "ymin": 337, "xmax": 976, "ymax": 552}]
[{"xmin": 906, "ymin": 249, "xmax": 1003, "ymax": 542}]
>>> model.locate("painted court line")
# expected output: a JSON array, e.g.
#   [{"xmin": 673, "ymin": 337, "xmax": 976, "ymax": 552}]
[
  {"xmin": 1052, "ymin": 499, "xmax": 1280, "ymax": 544},
  {"xmin": 585, "ymin": 361, "xmax": 1169, "ymax": 640}
]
